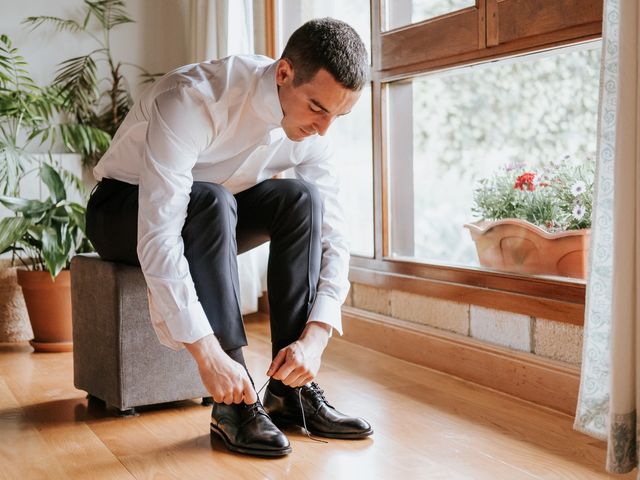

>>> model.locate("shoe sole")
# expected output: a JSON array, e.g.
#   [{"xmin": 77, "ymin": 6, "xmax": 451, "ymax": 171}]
[
  {"xmin": 269, "ymin": 414, "xmax": 374, "ymax": 440},
  {"xmin": 209, "ymin": 423, "xmax": 292, "ymax": 457}
]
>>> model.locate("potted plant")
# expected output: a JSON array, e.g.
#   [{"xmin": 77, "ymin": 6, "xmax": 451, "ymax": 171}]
[
  {"xmin": 0, "ymin": 33, "xmax": 91, "ymax": 351},
  {"xmin": 464, "ymin": 157, "xmax": 594, "ymax": 278},
  {"xmin": 0, "ymin": 162, "xmax": 91, "ymax": 352},
  {"xmin": 0, "ymin": 33, "xmax": 62, "ymax": 342}
]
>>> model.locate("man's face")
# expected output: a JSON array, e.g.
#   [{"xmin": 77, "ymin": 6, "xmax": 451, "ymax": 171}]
[{"xmin": 275, "ymin": 59, "xmax": 362, "ymax": 142}]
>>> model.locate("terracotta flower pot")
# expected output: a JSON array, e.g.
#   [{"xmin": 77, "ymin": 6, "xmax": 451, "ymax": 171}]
[
  {"xmin": 464, "ymin": 219, "xmax": 590, "ymax": 279},
  {"xmin": 16, "ymin": 269, "xmax": 73, "ymax": 352}
]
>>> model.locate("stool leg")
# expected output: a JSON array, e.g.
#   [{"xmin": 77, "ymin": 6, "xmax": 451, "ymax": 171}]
[
  {"xmin": 86, "ymin": 393, "xmax": 104, "ymax": 404},
  {"xmin": 115, "ymin": 407, "xmax": 138, "ymax": 417},
  {"xmin": 201, "ymin": 396, "xmax": 213, "ymax": 406}
]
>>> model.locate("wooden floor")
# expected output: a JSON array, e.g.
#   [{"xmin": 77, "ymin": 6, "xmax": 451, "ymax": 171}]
[{"xmin": 0, "ymin": 313, "xmax": 631, "ymax": 480}]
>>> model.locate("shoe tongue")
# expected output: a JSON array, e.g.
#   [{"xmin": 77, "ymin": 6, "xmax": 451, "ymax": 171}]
[
  {"xmin": 237, "ymin": 402, "xmax": 266, "ymax": 425},
  {"xmin": 244, "ymin": 401, "xmax": 266, "ymax": 415}
]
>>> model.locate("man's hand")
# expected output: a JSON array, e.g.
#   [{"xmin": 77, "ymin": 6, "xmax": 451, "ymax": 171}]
[
  {"xmin": 185, "ymin": 334, "xmax": 257, "ymax": 405},
  {"xmin": 267, "ymin": 322, "xmax": 331, "ymax": 387}
]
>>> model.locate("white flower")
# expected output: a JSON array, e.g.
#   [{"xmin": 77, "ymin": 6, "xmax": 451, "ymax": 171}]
[
  {"xmin": 572, "ymin": 204, "xmax": 585, "ymax": 220},
  {"xmin": 571, "ymin": 181, "xmax": 586, "ymax": 196},
  {"xmin": 535, "ymin": 173, "xmax": 550, "ymax": 187},
  {"xmin": 505, "ymin": 162, "xmax": 525, "ymax": 172}
]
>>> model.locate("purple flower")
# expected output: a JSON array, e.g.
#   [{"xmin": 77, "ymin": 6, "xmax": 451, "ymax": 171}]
[
  {"xmin": 572, "ymin": 204, "xmax": 585, "ymax": 220},
  {"xmin": 571, "ymin": 181, "xmax": 586, "ymax": 196}
]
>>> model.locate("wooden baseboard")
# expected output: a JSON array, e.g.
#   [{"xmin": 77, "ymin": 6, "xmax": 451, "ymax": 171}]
[{"xmin": 341, "ymin": 306, "xmax": 580, "ymax": 415}]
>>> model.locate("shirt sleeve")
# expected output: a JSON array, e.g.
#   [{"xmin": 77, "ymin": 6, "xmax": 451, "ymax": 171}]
[
  {"xmin": 136, "ymin": 85, "xmax": 215, "ymax": 346},
  {"xmin": 293, "ymin": 137, "xmax": 351, "ymax": 335}
]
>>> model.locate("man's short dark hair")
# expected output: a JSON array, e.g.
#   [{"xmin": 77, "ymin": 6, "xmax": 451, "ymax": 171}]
[{"xmin": 280, "ymin": 18, "xmax": 368, "ymax": 91}]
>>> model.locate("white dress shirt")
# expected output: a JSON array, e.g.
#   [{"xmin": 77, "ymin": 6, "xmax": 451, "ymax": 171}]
[{"xmin": 93, "ymin": 55, "xmax": 350, "ymax": 351}]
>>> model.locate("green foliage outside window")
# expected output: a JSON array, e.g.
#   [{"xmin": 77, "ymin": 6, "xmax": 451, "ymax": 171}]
[{"xmin": 410, "ymin": 45, "xmax": 601, "ymax": 264}]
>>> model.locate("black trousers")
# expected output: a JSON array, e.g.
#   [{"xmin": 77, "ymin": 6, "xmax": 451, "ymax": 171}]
[{"xmin": 85, "ymin": 177, "xmax": 322, "ymax": 356}]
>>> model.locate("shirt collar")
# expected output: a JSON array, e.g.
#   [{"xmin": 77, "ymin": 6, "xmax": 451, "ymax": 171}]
[{"xmin": 252, "ymin": 61, "xmax": 284, "ymax": 127}]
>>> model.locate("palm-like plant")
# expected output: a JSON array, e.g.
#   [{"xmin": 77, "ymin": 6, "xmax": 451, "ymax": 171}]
[
  {"xmin": 0, "ymin": 34, "xmax": 60, "ymax": 196},
  {"xmin": 23, "ymin": 0, "xmax": 161, "ymax": 167}
]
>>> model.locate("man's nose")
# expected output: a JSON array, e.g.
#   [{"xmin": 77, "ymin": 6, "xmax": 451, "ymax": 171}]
[{"xmin": 314, "ymin": 116, "xmax": 334, "ymax": 136}]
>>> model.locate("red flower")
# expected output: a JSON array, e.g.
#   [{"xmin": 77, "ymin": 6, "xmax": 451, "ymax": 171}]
[{"xmin": 514, "ymin": 172, "xmax": 536, "ymax": 191}]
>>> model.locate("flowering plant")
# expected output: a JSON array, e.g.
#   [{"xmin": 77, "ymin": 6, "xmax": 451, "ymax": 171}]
[{"xmin": 471, "ymin": 157, "xmax": 595, "ymax": 232}]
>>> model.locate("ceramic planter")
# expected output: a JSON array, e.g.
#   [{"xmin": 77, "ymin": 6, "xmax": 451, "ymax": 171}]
[
  {"xmin": 464, "ymin": 219, "xmax": 590, "ymax": 279},
  {"xmin": 16, "ymin": 269, "xmax": 72, "ymax": 352}
]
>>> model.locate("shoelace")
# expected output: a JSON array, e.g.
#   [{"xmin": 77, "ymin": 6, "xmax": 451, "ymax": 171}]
[
  {"xmin": 256, "ymin": 378, "xmax": 327, "ymax": 444},
  {"xmin": 307, "ymin": 382, "xmax": 330, "ymax": 405},
  {"xmin": 244, "ymin": 401, "xmax": 261, "ymax": 417}
]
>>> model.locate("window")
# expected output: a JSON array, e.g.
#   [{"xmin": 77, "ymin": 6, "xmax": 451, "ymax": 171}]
[
  {"xmin": 387, "ymin": 43, "xmax": 601, "ymax": 270},
  {"xmin": 374, "ymin": 0, "xmax": 602, "ymax": 323},
  {"xmin": 278, "ymin": 0, "xmax": 374, "ymax": 257},
  {"xmin": 384, "ymin": 0, "xmax": 476, "ymax": 31}
]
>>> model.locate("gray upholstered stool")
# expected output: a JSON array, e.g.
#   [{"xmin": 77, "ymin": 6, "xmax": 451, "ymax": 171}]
[{"xmin": 70, "ymin": 253, "xmax": 211, "ymax": 415}]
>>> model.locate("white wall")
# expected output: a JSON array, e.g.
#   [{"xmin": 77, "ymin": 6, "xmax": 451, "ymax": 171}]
[{"xmin": 1, "ymin": 0, "xmax": 191, "ymax": 102}]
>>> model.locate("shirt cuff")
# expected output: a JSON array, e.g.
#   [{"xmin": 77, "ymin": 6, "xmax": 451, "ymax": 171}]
[
  {"xmin": 164, "ymin": 300, "xmax": 214, "ymax": 344},
  {"xmin": 307, "ymin": 294, "xmax": 343, "ymax": 336}
]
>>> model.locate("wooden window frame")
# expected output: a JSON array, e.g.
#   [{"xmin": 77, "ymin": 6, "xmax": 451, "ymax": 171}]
[{"xmin": 264, "ymin": 0, "xmax": 277, "ymax": 59}]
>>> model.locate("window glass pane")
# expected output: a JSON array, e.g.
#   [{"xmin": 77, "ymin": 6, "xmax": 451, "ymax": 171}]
[
  {"xmin": 279, "ymin": 0, "xmax": 374, "ymax": 257},
  {"xmin": 385, "ymin": 0, "xmax": 476, "ymax": 31},
  {"xmin": 387, "ymin": 43, "xmax": 601, "ymax": 278}
]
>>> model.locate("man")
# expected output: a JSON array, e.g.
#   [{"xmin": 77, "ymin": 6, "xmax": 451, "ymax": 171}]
[{"xmin": 86, "ymin": 18, "xmax": 372, "ymax": 457}]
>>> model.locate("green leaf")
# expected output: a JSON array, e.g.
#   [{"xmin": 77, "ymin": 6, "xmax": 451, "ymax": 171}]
[
  {"xmin": 41, "ymin": 226, "xmax": 69, "ymax": 278},
  {"xmin": 139, "ymin": 72, "xmax": 163, "ymax": 85},
  {"xmin": 86, "ymin": 0, "xmax": 134, "ymax": 30},
  {"xmin": 0, "ymin": 217, "xmax": 30, "ymax": 253},
  {"xmin": 22, "ymin": 15, "xmax": 83, "ymax": 33},
  {"xmin": 0, "ymin": 196, "xmax": 51, "ymax": 215},
  {"xmin": 66, "ymin": 202, "xmax": 86, "ymax": 232},
  {"xmin": 58, "ymin": 167, "xmax": 87, "ymax": 198},
  {"xmin": 53, "ymin": 53, "xmax": 99, "ymax": 115},
  {"xmin": 51, "ymin": 204, "xmax": 70, "ymax": 223},
  {"xmin": 59, "ymin": 123, "xmax": 111, "ymax": 165},
  {"xmin": 0, "ymin": 146, "xmax": 29, "ymax": 196},
  {"xmin": 40, "ymin": 163, "xmax": 67, "ymax": 203},
  {"xmin": 0, "ymin": 34, "xmax": 38, "ymax": 95},
  {"xmin": 27, "ymin": 225, "xmax": 43, "ymax": 242}
]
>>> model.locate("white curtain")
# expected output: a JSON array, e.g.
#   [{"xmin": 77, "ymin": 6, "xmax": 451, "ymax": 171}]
[
  {"xmin": 188, "ymin": 0, "xmax": 255, "ymax": 62},
  {"xmin": 574, "ymin": 0, "xmax": 640, "ymax": 475},
  {"xmin": 188, "ymin": 0, "xmax": 268, "ymax": 316}
]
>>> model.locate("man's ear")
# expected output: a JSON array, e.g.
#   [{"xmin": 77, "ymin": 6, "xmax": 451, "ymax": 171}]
[{"xmin": 275, "ymin": 58, "xmax": 294, "ymax": 87}]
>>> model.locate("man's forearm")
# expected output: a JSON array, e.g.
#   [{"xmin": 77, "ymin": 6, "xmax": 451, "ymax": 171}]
[
  {"xmin": 298, "ymin": 321, "xmax": 331, "ymax": 354},
  {"xmin": 184, "ymin": 333, "xmax": 226, "ymax": 367}
]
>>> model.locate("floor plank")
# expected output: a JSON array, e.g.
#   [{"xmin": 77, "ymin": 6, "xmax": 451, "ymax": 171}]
[{"xmin": 0, "ymin": 314, "xmax": 631, "ymax": 480}]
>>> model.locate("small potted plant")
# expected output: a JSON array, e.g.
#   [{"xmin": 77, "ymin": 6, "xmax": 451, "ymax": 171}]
[
  {"xmin": 464, "ymin": 157, "xmax": 594, "ymax": 278},
  {"xmin": 0, "ymin": 162, "xmax": 91, "ymax": 352}
]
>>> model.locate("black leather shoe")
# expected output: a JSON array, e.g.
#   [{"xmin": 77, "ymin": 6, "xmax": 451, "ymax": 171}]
[
  {"xmin": 210, "ymin": 400, "xmax": 292, "ymax": 457},
  {"xmin": 263, "ymin": 382, "xmax": 373, "ymax": 439}
]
